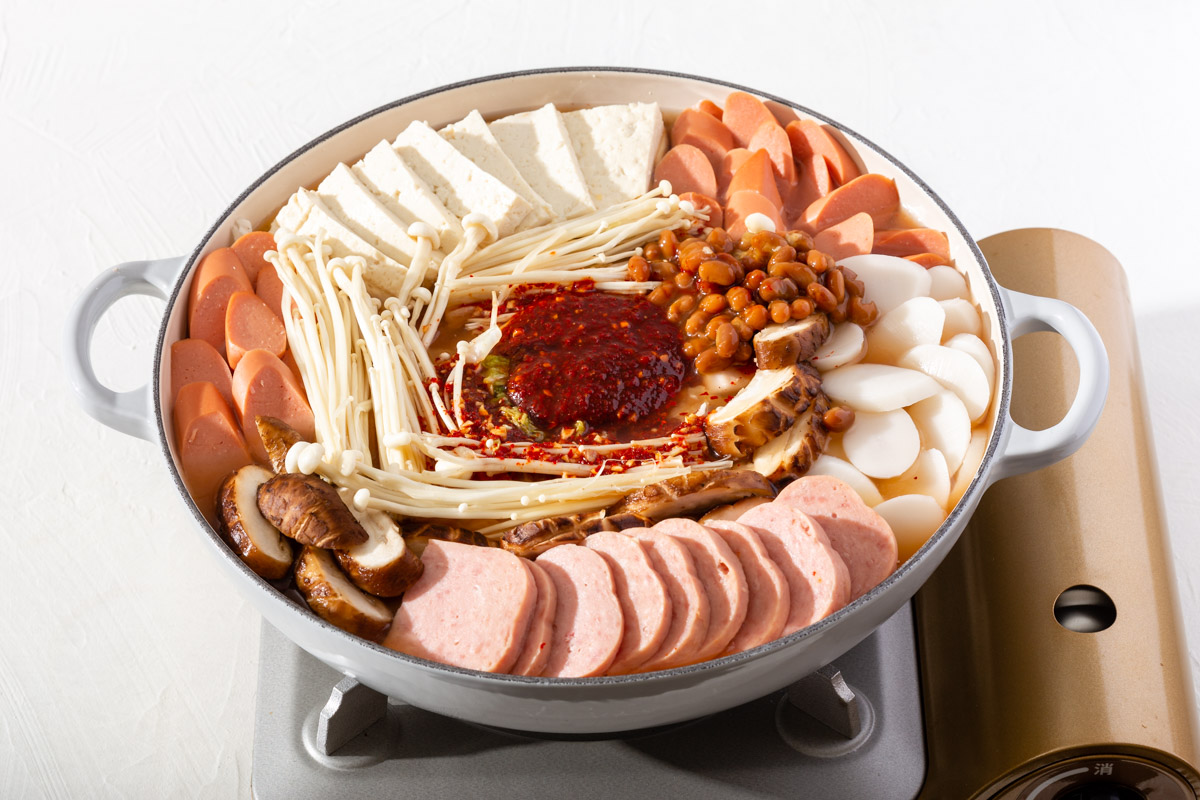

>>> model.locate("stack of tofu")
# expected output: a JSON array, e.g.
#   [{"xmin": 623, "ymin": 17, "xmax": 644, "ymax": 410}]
[{"xmin": 273, "ymin": 102, "xmax": 667, "ymax": 297}]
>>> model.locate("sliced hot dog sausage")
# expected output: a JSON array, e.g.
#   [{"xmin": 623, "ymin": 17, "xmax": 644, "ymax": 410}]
[
  {"xmin": 678, "ymin": 192, "xmax": 723, "ymax": 231},
  {"xmin": 230, "ymin": 231, "xmax": 277, "ymax": 285},
  {"xmin": 170, "ymin": 338, "xmax": 234, "ymax": 410},
  {"xmin": 630, "ymin": 528, "xmax": 711, "ymax": 671},
  {"xmin": 231, "ymin": 349, "xmax": 315, "ymax": 464},
  {"xmin": 785, "ymin": 119, "xmax": 862, "ymax": 186},
  {"xmin": 801, "ymin": 173, "xmax": 900, "ymax": 233},
  {"xmin": 225, "ymin": 291, "xmax": 287, "ymax": 370},
  {"xmin": 384, "ymin": 540, "xmax": 537, "ymax": 673},
  {"xmin": 671, "ymin": 108, "xmax": 734, "ymax": 169},
  {"xmin": 653, "ymin": 518, "xmax": 748, "ymax": 661},
  {"xmin": 784, "ymin": 153, "xmax": 833, "ymax": 228},
  {"xmin": 705, "ymin": 520, "xmax": 790, "ymax": 653},
  {"xmin": 697, "ymin": 99, "xmax": 724, "ymax": 120},
  {"xmin": 173, "ymin": 380, "xmax": 252, "ymax": 521},
  {"xmin": 725, "ymin": 190, "xmax": 785, "ymax": 240},
  {"xmin": 725, "ymin": 150, "xmax": 783, "ymax": 210},
  {"xmin": 748, "ymin": 122, "xmax": 797, "ymax": 189},
  {"xmin": 736, "ymin": 502, "xmax": 851, "ymax": 634},
  {"xmin": 511, "ymin": 560, "xmax": 557, "ymax": 677},
  {"xmin": 537, "ymin": 544, "xmax": 624, "ymax": 678},
  {"xmin": 812, "ymin": 211, "xmax": 874, "ymax": 261},
  {"xmin": 717, "ymin": 148, "xmax": 752, "ymax": 203},
  {"xmin": 723, "ymin": 92, "xmax": 778, "ymax": 149},
  {"xmin": 775, "ymin": 475, "xmax": 899, "ymax": 601},
  {"xmin": 653, "ymin": 144, "xmax": 718, "ymax": 199},
  {"xmin": 872, "ymin": 228, "xmax": 952, "ymax": 261},
  {"xmin": 255, "ymin": 262, "xmax": 288, "ymax": 321},
  {"xmin": 188, "ymin": 248, "xmax": 252, "ymax": 358},
  {"xmin": 904, "ymin": 252, "xmax": 952, "ymax": 269},
  {"xmin": 585, "ymin": 530, "xmax": 671, "ymax": 674}
]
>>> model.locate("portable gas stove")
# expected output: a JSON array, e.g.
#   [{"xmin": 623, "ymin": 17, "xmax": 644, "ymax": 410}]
[{"xmin": 249, "ymin": 230, "xmax": 1200, "ymax": 799}]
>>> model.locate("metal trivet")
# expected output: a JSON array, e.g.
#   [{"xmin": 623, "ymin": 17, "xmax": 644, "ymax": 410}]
[{"xmin": 252, "ymin": 604, "xmax": 925, "ymax": 799}]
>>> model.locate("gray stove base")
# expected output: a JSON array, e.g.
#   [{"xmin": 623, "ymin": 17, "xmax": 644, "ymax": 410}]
[{"xmin": 252, "ymin": 604, "xmax": 926, "ymax": 799}]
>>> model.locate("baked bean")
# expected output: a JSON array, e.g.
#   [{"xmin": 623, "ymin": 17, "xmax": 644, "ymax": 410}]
[
  {"xmin": 678, "ymin": 239, "xmax": 713, "ymax": 273},
  {"xmin": 698, "ymin": 259, "xmax": 737, "ymax": 285},
  {"xmin": 735, "ymin": 341, "xmax": 754, "ymax": 361},
  {"xmin": 658, "ymin": 230, "xmax": 679, "ymax": 261},
  {"xmin": 683, "ymin": 336, "xmax": 710, "ymax": 358},
  {"xmin": 749, "ymin": 230, "xmax": 786, "ymax": 253},
  {"xmin": 823, "ymin": 406, "xmax": 856, "ymax": 432},
  {"xmin": 695, "ymin": 280, "xmax": 721, "ymax": 296},
  {"xmin": 848, "ymin": 295, "xmax": 878, "ymax": 325},
  {"xmin": 699, "ymin": 293, "xmax": 728, "ymax": 314},
  {"xmin": 806, "ymin": 249, "xmax": 833, "ymax": 273},
  {"xmin": 726, "ymin": 285, "xmax": 753, "ymax": 312},
  {"xmin": 667, "ymin": 294, "xmax": 697, "ymax": 322},
  {"xmin": 739, "ymin": 246, "xmax": 768, "ymax": 269},
  {"xmin": 730, "ymin": 316, "xmax": 754, "ymax": 340},
  {"xmin": 830, "ymin": 302, "xmax": 847, "ymax": 324},
  {"xmin": 768, "ymin": 300, "xmax": 792, "ymax": 324},
  {"xmin": 828, "ymin": 268, "xmax": 846, "ymax": 303},
  {"xmin": 706, "ymin": 227, "xmax": 735, "ymax": 253},
  {"xmin": 758, "ymin": 277, "xmax": 799, "ymax": 302},
  {"xmin": 643, "ymin": 242, "xmax": 663, "ymax": 261},
  {"xmin": 714, "ymin": 323, "xmax": 739, "ymax": 358},
  {"xmin": 790, "ymin": 298, "xmax": 814, "ymax": 319},
  {"xmin": 685, "ymin": 310, "xmax": 711, "ymax": 336},
  {"xmin": 650, "ymin": 259, "xmax": 677, "ymax": 280},
  {"xmin": 674, "ymin": 271, "xmax": 694, "ymax": 290},
  {"xmin": 785, "ymin": 230, "xmax": 814, "ymax": 252},
  {"xmin": 742, "ymin": 303, "xmax": 769, "ymax": 330},
  {"xmin": 694, "ymin": 347, "xmax": 731, "ymax": 374},
  {"xmin": 807, "ymin": 281, "xmax": 838, "ymax": 312},
  {"xmin": 627, "ymin": 255, "xmax": 651, "ymax": 282},
  {"xmin": 768, "ymin": 245, "xmax": 797, "ymax": 266},
  {"xmin": 743, "ymin": 269, "xmax": 767, "ymax": 292},
  {"xmin": 840, "ymin": 267, "xmax": 865, "ymax": 298},
  {"xmin": 647, "ymin": 286, "xmax": 670, "ymax": 306},
  {"xmin": 705, "ymin": 313, "xmax": 733, "ymax": 339}
]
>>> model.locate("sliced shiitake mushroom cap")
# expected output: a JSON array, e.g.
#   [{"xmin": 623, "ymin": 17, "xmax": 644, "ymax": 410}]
[
  {"xmin": 503, "ymin": 511, "xmax": 652, "ymax": 558},
  {"xmin": 333, "ymin": 489, "xmax": 423, "ymax": 598},
  {"xmin": 255, "ymin": 415, "xmax": 306, "ymax": 473},
  {"xmin": 699, "ymin": 496, "xmax": 773, "ymax": 524},
  {"xmin": 751, "ymin": 391, "xmax": 830, "ymax": 483},
  {"xmin": 404, "ymin": 523, "xmax": 489, "ymax": 557},
  {"xmin": 257, "ymin": 472, "xmax": 368, "ymax": 550},
  {"xmin": 704, "ymin": 363, "xmax": 824, "ymax": 459},
  {"xmin": 293, "ymin": 546, "xmax": 392, "ymax": 642},
  {"xmin": 753, "ymin": 313, "xmax": 831, "ymax": 370},
  {"xmin": 217, "ymin": 464, "xmax": 294, "ymax": 580},
  {"xmin": 605, "ymin": 471, "xmax": 774, "ymax": 521}
]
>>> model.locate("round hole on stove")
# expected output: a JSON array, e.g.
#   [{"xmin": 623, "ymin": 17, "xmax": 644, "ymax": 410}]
[{"xmin": 1053, "ymin": 585, "xmax": 1116, "ymax": 633}]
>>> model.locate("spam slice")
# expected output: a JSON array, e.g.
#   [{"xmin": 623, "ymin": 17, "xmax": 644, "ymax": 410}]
[
  {"xmin": 706, "ymin": 520, "xmax": 790, "ymax": 653},
  {"xmin": 652, "ymin": 518, "xmax": 748, "ymax": 661},
  {"xmin": 631, "ymin": 529, "xmax": 711, "ymax": 671},
  {"xmin": 736, "ymin": 502, "xmax": 851, "ymax": 634},
  {"xmin": 775, "ymin": 475, "xmax": 899, "ymax": 600},
  {"xmin": 585, "ymin": 531, "xmax": 671, "ymax": 674},
  {"xmin": 536, "ymin": 544, "xmax": 623, "ymax": 677},
  {"xmin": 511, "ymin": 560, "xmax": 557, "ymax": 677},
  {"xmin": 385, "ymin": 539, "xmax": 538, "ymax": 673}
]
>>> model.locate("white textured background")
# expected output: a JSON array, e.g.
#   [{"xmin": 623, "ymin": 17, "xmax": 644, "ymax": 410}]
[{"xmin": 3, "ymin": 1, "xmax": 1198, "ymax": 797}]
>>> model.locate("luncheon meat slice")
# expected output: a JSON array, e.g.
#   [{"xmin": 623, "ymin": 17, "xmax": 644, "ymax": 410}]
[
  {"xmin": 652, "ymin": 519, "xmax": 748, "ymax": 661},
  {"xmin": 736, "ymin": 502, "xmax": 851, "ymax": 635},
  {"xmin": 775, "ymin": 475, "xmax": 899, "ymax": 601},
  {"xmin": 511, "ymin": 560, "xmax": 557, "ymax": 677},
  {"xmin": 384, "ymin": 540, "xmax": 537, "ymax": 673},
  {"xmin": 537, "ymin": 544, "xmax": 624, "ymax": 678},
  {"xmin": 630, "ymin": 529, "xmax": 711, "ymax": 671},
  {"xmin": 705, "ymin": 521, "xmax": 790, "ymax": 653},
  {"xmin": 585, "ymin": 531, "xmax": 671, "ymax": 674}
]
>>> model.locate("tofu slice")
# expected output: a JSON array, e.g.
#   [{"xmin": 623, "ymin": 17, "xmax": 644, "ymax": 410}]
[
  {"xmin": 354, "ymin": 141, "xmax": 463, "ymax": 250},
  {"xmin": 284, "ymin": 189, "xmax": 407, "ymax": 298},
  {"xmin": 393, "ymin": 121, "xmax": 532, "ymax": 238},
  {"xmin": 562, "ymin": 102, "xmax": 665, "ymax": 209},
  {"xmin": 272, "ymin": 192, "xmax": 312, "ymax": 235},
  {"xmin": 489, "ymin": 104, "xmax": 596, "ymax": 220},
  {"xmin": 316, "ymin": 164, "xmax": 423, "ymax": 266},
  {"xmin": 439, "ymin": 110, "xmax": 555, "ymax": 229}
]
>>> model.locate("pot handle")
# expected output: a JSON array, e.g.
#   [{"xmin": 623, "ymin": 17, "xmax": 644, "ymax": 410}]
[
  {"xmin": 64, "ymin": 257, "xmax": 184, "ymax": 441},
  {"xmin": 989, "ymin": 287, "xmax": 1109, "ymax": 482}
]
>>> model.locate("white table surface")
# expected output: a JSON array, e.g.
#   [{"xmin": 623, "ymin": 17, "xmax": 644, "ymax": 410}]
[{"xmin": 4, "ymin": 1, "xmax": 1198, "ymax": 796}]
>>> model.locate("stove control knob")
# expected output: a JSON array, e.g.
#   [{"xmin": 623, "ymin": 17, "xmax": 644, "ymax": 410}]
[
  {"xmin": 1053, "ymin": 783, "xmax": 1145, "ymax": 800},
  {"xmin": 997, "ymin": 755, "xmax": 1195, "ymax": 800}
]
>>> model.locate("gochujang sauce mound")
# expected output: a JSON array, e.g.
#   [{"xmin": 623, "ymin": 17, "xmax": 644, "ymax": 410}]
[{"xmin": 497, "ymin": 291, "xmax": 686, "ymax": 430}]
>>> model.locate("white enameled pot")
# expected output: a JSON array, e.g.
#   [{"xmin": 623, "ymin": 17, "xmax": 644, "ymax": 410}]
[{"xmin": 64, "ymin": 68, "xmax": 1109, "ymax": 734}]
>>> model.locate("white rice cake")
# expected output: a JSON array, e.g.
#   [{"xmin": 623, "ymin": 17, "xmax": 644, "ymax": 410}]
[
  {"xmin": 316, "ymin": 163, "xmax": 422, "ymax": 266},
  {"xmin": 439, "ymin": 110, "xmax": 554, "ymax": 229},
  {"xmin": 562, "ymin": 102, "xmax": 665, "ymax": 209},
  {"xmin": 393, "ymin": 120, "xmax": 532, "ymax": 238},
  {"xmin": 283, "ymin": 189, "xmax": 408, "ymax": 298},
  {"xmin": 489, "ymin": 104, "xmax": 596, "ymax": 220},
  {"xmin": 354, "ymin": 141, "xmax": 463, "ymax": 250}
]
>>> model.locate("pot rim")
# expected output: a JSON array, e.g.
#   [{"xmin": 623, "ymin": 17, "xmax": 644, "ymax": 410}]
[{"xmin": 150, "ymin": 66, "xmax": 1012, "ymax": 688}]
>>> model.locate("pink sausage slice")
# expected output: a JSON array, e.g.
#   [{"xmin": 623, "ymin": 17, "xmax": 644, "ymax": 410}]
[
  {"xmin": 511, "ymin": 560, "xmax": 557, "ymax": 677},
  {"xmin": 736, "ymin": 503, "xmax": 851, "ymax": 634},
  {"xmin": 536, "ymin": 545, "xmax": 623, "ymax": 678},
  {"xmin": 775, "ymin": 475, "xmax": 899, "ymax": 601},
  {"xmin": 630, "ymin": 529, "xmax": 711, "ymax": 671},
  {"xmin": 384, "ymin": 540, "xmax": 537, "ymax": 673},
  {"xmin": 653, "ymin": 144, "xmax": 719, "ymax": 199},
  {"xmin": 705, "ymin": 521, "xmax": 790, "ymax": 654},
  {"xmin": 812, "ymin": 211, "xmax": 874, "ymax": 261},
  {"xmin": 652, "ymin": 518, "xmax": 748, "ymax": 661},
  {"xmin": 585, "ymin": 531, "xmax": 671, "ymax": 674}
]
